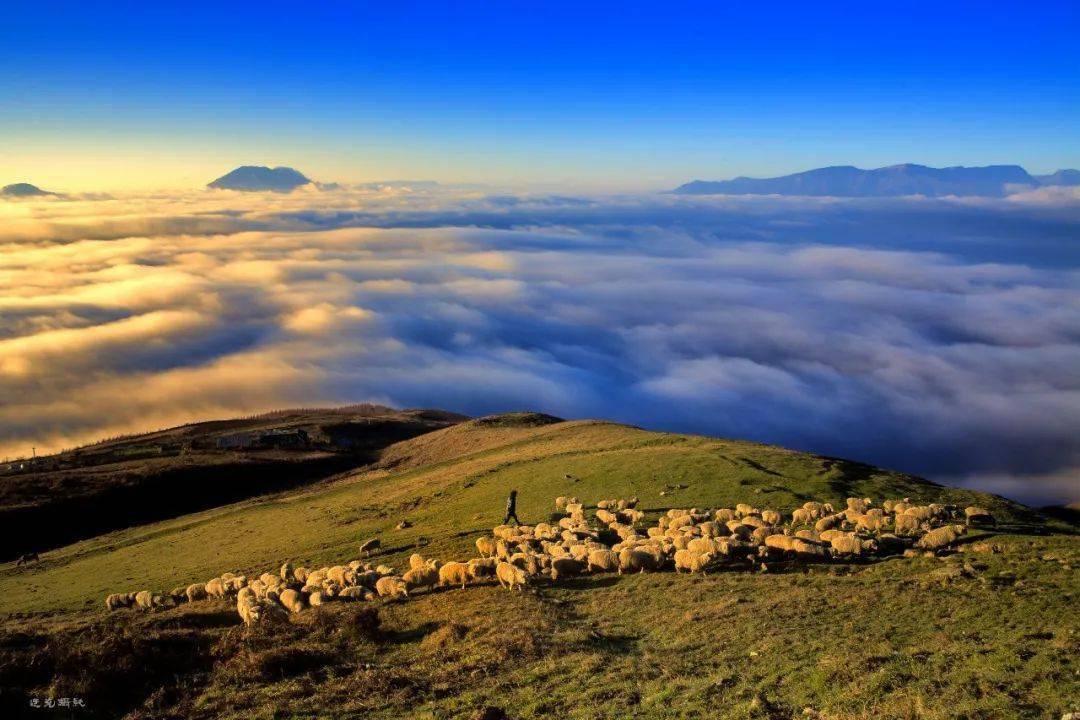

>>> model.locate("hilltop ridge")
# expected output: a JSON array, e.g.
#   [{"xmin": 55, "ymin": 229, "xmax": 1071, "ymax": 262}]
[{"xmin": 207, "ymin": 165, "xmax": 312, "ymax": 191}]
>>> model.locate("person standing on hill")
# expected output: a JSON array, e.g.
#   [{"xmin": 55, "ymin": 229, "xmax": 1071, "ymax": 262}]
[{"xmin": 503, "ymin": 489, "xmax": 520, "ymax": 525}]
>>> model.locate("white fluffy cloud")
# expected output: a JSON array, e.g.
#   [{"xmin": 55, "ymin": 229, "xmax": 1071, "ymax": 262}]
[{"xmin": 1, "ymin": 186, "xmax": 1078, "ymax": 504}]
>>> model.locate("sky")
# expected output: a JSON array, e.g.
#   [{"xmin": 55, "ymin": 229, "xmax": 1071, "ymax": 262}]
[{"xmin": 2, "ymin": 0, "xmax": 1079, "ymax": 191}]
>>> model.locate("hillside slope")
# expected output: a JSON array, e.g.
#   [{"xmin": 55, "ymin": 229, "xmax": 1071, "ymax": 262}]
[
  {"xmin": 0, "ymin": 405, "xmax": 464, "ymax": 559},
  {"xmin": 4, "ymin": 414, "xmax": 1038, "ymax": 615},
  {"xmin": 0, "ymin": 414, "xmax": 1076, "ymax": 719}
]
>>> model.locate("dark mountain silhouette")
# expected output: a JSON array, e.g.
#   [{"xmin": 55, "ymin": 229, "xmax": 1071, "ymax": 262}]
[
  {"xmin": 1036, "ymin": 169, "xmax": 1080, "ymax": 187},
  {"xmin": 674, "ymin": 164, "xmax": 1039, "ymax": 197},
  {"xmin": 2, "ymin": 182, "xmax": 54, "ymax": 197},
  {"xmin": 208, "ymin": 165, "xmax": 312, "ymax": 191}
]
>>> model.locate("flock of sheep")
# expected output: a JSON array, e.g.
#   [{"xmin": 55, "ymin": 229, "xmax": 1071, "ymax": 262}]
[{"xmin": 104, "ymin": 494, "xmax": 996, "ymax": 625}]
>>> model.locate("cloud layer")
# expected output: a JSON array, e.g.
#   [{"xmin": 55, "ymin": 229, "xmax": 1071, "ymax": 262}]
[{"xmin": 2, "ymin": 186, "xmax": 1078, "ymax": 504}]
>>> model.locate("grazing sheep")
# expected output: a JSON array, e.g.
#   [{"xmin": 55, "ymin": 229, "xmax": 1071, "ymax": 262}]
[
  {"xmin": 791, "ymin": 508, "xmax": 812, "ymax": 526},
  {"xmin": 475, "ymin": 537, "xmax": 496, "ymax": 558},
  {"xmin": 587, "ymin": 549, "xmax": 619, "ymax": 573},
  {"xmin": 280, "ymin": 562, "xmax": 295, "ymax": 581},
  {"xmin": 673, "ymin": 549, "xmax": 713, "ymax": 573},
  {"xmin": 903, "ymin": 506, "xmax": 934, "ymax": 522},
  {"xmin": 765, "ymin": 535, "xmax": 798, "ymax": 552},
  {"xmin": 237, "ymin": 594, "xmax": 287, "ymax": 626},
  {"xmin": 815, "ymin": 514, "xmax": 844, "ymax": 533},
  {"xmin": 714, "ymin": 508, "xmax": 736, "ymax": 523},
  {"xmin": 916, "ymin": 525, "xmax": 967, "ymax": 551},
  {"xmin": 402, "ymin": 564, "xmax": 440, "ymax": 592},
  {"xmin": 669, "ymin": 515, "xmax": 694, "ymax": 530},
  {"xmin": 308, "ymin": 590, "xmax": 328, "ymax": 607},
  {"xmin": 893, "ymin": 514, "xmax": 921, "ymax": 535},
  {"xmin": 327, "ymin": 566, "xmax": 357, "ymax": 587},
  {"xmin": 565, "ymin": 502, "xmax": 584, "ymax": 516},
  {"xmin": 375, "ymin": 576, "xmax": 409, "ymax": 599},
  {"xmin": 359, "ymin": 538, "xmax": 381, "ymax": 555},
  {"xmin": 686, "ymin": 537, "xmax": 717, "ymax": 555},
  {"xmin": 293, "ymin": 567, "xmax": 309, "ymax": 584},
  {"xmin": 204, "ymin": 578, "xmax": 226, "ymax": 598},
  {"xmin": 761, "ymin": 510, "xmax": 782, "ymax": 526},
  {"xmin": 618, "ymin": 547, "xmax": 661, "ymax": 574},
  {"xmin": 509, "ymin": 553, "xmax": 542, "ymax": 576},
  {"xmin": 855, "ymin": 514, "xmax": 889, "ymax": 533},
  {"xmin": 438, "ymin": 562, "xmax": 471, "ymax": 590},
  {"xmin": 467, "ymin": 557, "xmax": 498, "ymax": 579},
  {"xmin": 105, "ymin": 592, "xmax": 136, "ymax": 611},
  {"xmin": 168, "ymin": 586, "xmax": 188, "ymax": 604},
  {"xmin": 550, "ymin": 557, "xmax": 584, "ymax": 581},
  {"xmin": 964, "ymin": 506, "xmax": 996, "ymax": 526},
  {"xmin": 278, "ymin": 588, "xmax": 307, "ymax": 613},
  {"xmin": 595, "ymin": 508, "xmax": 618, "ymax": 525},
  {"xmin": 846, "ymin": 497, "xmax": 872, "ymax": 513},
  {"xmin": 134, "ymin": 590, "xmax": 167, "ymax": 611},
  {"xmin": 185, "ymin": 583, "xmax": 208, "ymax": 603},
  {"xmin": 338, "ymin": 586, "xmax": 370, "ymax": 601},
  {"xmin": 829, "ymin": 534, "xmax": 872, "ymax": 557},
  {"xmin": 792, "ymin": 539, "xmax": 829, "ymax": 559},
  {"xmin": 225, "ymin": 576, "xmax": 246, "ymax": 594},
  {"xmin": 495, "ymin": 561, "xmax": 528, "ymax": 591}
]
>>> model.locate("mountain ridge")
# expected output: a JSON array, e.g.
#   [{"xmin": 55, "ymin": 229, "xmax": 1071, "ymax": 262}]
[
  {"xmin": 674, "ymin": 163, "xmax": 1078, "ymax": 197},
  {"xmin": 1, "ymin": 182, "xmax": 55, "ymax": 197}
]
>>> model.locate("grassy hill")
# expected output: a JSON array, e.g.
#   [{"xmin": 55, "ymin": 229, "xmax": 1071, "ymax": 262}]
[
  {"xmin": 0, "ymin": 414, "xmax": 1076, "ymax": 719},
  {"xmin": 0, "ymin": 405, "xmax": 464, "ymax": 560}
]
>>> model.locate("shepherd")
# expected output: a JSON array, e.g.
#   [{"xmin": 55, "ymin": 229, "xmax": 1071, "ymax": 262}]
[{"xmin": 503, "ymin": 489, "xmax": 521, "ymax": 526}]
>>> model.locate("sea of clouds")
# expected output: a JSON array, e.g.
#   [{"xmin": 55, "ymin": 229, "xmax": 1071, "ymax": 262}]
[{"xmin": 1, "ymin": 184, "xmax": 1077, "ymax": 504}]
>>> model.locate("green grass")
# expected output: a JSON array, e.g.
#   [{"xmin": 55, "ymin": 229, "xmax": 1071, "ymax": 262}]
[{"xmin": 1, "ymin": 416, "xmax": 1076, "ymax": 719}]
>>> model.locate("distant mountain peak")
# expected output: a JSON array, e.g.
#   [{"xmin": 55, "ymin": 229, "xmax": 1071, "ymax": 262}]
[
  {"xmin": 207, "ymin": 166, "xmax": 312, "ymax": 192},
  {"xmin": 1, "ymin": 182, "xmax": 54, "ymax": 197},
  {"xmin": 1036, "ymin": 169, "xmax": 1080, "ymax": 187},
  {"xmin": 673, "ymin": 163, "xmax": 1039, "ymax": 198}
]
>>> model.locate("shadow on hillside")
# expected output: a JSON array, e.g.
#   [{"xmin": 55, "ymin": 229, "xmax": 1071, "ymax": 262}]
[
  {"xmin": 818, "ymin": 456, "xmax": 880, "ymax": 498},
  {"xmin": 740, "ymin": 457, "xmax": 786, "ymax": 478},
  {"xmin": 381, "ymin": 621, "xmax": 440, "ymax": 645},
  {"xmin": 547, "ymin": 575, "xmax": 621, "ymax": 591},
  {"xmin": 143, "ymin": 608, "xmax": 240, "ymax": 631}
]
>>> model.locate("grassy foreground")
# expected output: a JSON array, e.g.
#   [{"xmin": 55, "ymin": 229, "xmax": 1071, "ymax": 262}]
[{"xmin": 1, "ymin": 414, "xmax": 1077, "ymax": 719}]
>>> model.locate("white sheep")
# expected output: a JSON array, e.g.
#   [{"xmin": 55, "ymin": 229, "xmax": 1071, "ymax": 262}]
[
  {"xmin": 438, "ymin": 561, "xmax": 471, "ymax": 590},
  {"xmin": 550, "ymin": 557, "xmax": 584, "ymax": 581},
  {"xmin": 278, "ymin": 588, "xmax": 307, "ymax": 613},
  {"xmin": 467, "ymin": 557, "xmax": 498, "ymax": 580},
  {"xmin": 618, "ymin": 547, "xmax": 661, "ymax": 574},
  {"xmin": 673, "ymin": 549, "xmax": 713, "ymax": 573},
  {"xmin": 916, "ymin": 525, "xmax": 967, "ymax": 551},
  {"xmin": 496, "ymin": 561, "xmax": 527, "ymax": 591},
  {"xmin": 587, "ymin": 549, "xmax": 619, "ymax": 573},
  {"xmin": 134, "ymin": 590, "xmax": 167, "ymax": 611},
  {"xmin": 375, "ymin": 576, "xmax": 409, "ymax": 599},
  {"xmin": 105, "ymin": 592, "xmax": 136, "ymax": 611},
  {"xmin": 338, "ymin": 587, "xmax": 370, "ymax": 601}
]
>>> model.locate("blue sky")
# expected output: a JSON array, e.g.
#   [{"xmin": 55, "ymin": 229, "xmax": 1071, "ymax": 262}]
[{"xmin": 2, "ymin": 0, "xmax": 1078, "ymax": 189}]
